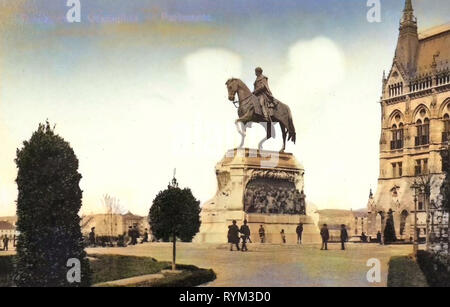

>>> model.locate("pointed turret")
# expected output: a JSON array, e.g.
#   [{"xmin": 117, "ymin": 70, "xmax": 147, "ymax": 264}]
[
  {"xmin": 394, "ymin": 0, "xmax": 419, "ymax": 76},
  {"xmin": 405, "ymin": 0, "xmax": 412, "ymax": 10},
  {"xmin": 403, "ymin": 0, "xmax": 414, "ymax": 21}
]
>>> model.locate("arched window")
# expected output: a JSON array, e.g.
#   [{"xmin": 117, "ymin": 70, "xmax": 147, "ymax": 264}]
[
  {"xmin": 443, "ymin": 114, "xmax": 450, "ymax": 143},
  {"xmin": 415, "ymin": 118, "xmax": 430, "ymax": 146},
  {"xmin": 391, "ymin": 123, "xmax": 404, "ymax": 150}
]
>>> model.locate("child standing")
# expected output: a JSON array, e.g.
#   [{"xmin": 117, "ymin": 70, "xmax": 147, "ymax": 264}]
[{"xmin": 280, "ymin": 229, "xmax": 286, "ymax": 244}]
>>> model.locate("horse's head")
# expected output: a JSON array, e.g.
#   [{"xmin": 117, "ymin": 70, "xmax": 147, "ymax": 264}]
[{"xmin": 225, "ymin": 78, "xmax": 239, "ymax": 101}]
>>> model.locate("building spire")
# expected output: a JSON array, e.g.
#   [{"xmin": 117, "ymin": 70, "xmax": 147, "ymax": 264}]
[
  {"xmin": 401, "ymin": 0, "xmax": 416, "ymax": 26},
  {"xmin": 405, "ymin": 0, "xmax": 413, "ymax": 11},
  {"xmin": 394, "ymin": 0, "xmax": 418, "ymax": 76}
]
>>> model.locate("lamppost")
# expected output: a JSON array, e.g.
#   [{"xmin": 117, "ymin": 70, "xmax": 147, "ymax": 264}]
[{"xmin": 411, "ymin": 181, "xmax": 421, "ymax": 257}]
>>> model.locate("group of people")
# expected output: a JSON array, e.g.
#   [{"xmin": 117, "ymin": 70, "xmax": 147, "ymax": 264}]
[
  {"xmin": 228, "ymin": 221, "xmax": 305, "ymax": 250},
  {"xmin": 319, "ymin": 224, "xmax": 349, "ymax": 250},
  {"xmin": 244, "ymin": 185, "xmax": 306, "ymax": 215},
  {"xmin": 88, "ymin": 225, "xmax": 150, "ymax": 247},
  {"xmin": 228, "ymin": 220, "xmax": 251, "ymax": 251},
  {"xmin": 279, "ymin": 223, "xmax": 304, "ymax": 244},
  {"xmin": 358, "ymin": 231, "xmax": 381, "ymax": 243},
  {"xmin": 127, "ymin": 225, "xmax": 144, "ymax": 245}
]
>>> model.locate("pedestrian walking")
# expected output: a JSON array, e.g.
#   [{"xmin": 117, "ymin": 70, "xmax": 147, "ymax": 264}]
[
  {"xmin": 280, "ymin": 229, "xmax": 286, "ymax": 244},
  {"xmin": 240, "ymin": 219, "xmax": 250, "ymax": 251},
  {"xmin": 320, "ymin": 224, "xmax": 329, "ymax": 250},
  {"xmin": 228, "ymin": 220, "xmax": 240, "ymax": 251},
  {"xmin": 89, "ymin": 227, "xmax": 96, "ymax": 247},
  {"xmin": 3, "ymin": 235, "xmax": 9, "ymax": 251},
  {"xmin": 296, "ymin": 223, "xmax": 303, "ymax": 244},
  {"xmin": 258, "ymin": 225, "xmax": 265, "ymax": 243},
  {"xmin": 376, "ymin": 231, "xmax": 382, "ymax": 245},
  {"xmin": 340, "ymin": 224, "xmax": 348, "ymax": 250}
]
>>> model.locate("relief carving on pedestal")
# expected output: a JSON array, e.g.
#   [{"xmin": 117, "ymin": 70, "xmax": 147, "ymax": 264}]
[
  {"xmin": 243, "ymin": 176, "xmax": 306, "ymax": 215},
  {"xmin": 249, "ymin": 169, "xmax": 299, "ymax": 182}
]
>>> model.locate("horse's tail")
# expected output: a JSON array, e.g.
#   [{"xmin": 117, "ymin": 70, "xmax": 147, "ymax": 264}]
[{"xmin": 287, "ymin": 108, "xmax": 296, "ymax": 144}]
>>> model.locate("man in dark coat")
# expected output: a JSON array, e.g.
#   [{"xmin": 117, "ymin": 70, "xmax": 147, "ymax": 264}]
[
  {"xmin": 3, "ymin": 235, "xmax": 9, "ymax": 251},
  {"xmin": 228, "ymin": 220, "xmax": 240, "ymax": 251},
  {"xmin": 89, "ymin": 227, "xmax": 96, "ymax": 247},
  {"xmin": 320, "ymin": 224, "xmax": 329, "ymax": 250},
  {"xmin": 240, "ymin": 220, "xmax": 251, "ymax": 252},
  {"xmin": 296, "ymin": 223, "xmax": 304, "ymax": 244},
  {"xmin": 340, "ymin": 224, "xmax": 349, "ymax": 250}
]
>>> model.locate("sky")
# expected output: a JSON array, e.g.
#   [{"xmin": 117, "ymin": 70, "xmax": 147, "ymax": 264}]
[{"xmin": 1, "ymin": 0, "xmax": 450, "ymax": 216}]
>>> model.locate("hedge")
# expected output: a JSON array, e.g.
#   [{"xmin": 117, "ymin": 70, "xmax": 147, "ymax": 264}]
[{"xmin": 416, "ymin": 250, "xmax": 450, "ymax": 287}]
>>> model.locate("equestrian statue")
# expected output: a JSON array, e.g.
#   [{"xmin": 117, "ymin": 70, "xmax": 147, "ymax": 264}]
[{"xmin": 226, "ymin": 67, "xmax": 296, "ymax": 152}]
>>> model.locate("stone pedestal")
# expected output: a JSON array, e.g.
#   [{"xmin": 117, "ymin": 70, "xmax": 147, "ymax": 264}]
[{"xmin": 194, "ymin": 148, "xmax": 321, "ymax": 244}]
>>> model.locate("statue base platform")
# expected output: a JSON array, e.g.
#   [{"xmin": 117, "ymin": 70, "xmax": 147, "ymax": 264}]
[
  {"xmin": 194, "ymin": 212, "xmax": 321, "ymax": 244},
  {"xmin": 193, "ymin": 148, "xmax": 321, "ymax": 244}
]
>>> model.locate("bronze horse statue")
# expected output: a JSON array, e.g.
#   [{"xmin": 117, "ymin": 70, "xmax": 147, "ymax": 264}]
[{"xmin": 226, "ymin": 78, "xmax": 296, "ymax": 152}]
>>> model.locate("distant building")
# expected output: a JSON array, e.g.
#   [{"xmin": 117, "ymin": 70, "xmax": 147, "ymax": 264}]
[
  {"xmin": 0, "ymin": 220, "xmax": 18, "ymax": 239},
  {"xmin": 0, "ymin": 216, "xmax": 17, "ymax": 227},
  {"xmin": 81, "ymin": 211, "xmax": 150, "ymax": 237}
]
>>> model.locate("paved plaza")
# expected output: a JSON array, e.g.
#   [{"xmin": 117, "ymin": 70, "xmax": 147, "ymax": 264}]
[{"xmin": 86, "ymin": 242, "xmax": 413, "ymax": 287}]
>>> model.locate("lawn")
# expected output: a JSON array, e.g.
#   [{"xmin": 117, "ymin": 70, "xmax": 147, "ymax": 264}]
[
  {"xmin": 0, "ymin": 254, "xmax": 215, "ymax": 287},
  {"xmin": 89, "ymin": 254, "xmax": 170, "ymax": 284},
  {"xmin": 387, "ymin": 255, "xmax": 428, "ymax": 287}
]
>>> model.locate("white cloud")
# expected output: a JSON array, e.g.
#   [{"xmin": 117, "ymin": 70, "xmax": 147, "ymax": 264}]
[
  {"xmin": 184, "ymin": 48, "xmax": 243, "ymax": 91},
  {"xmin": 281, "ymin": 36, "xmax": 346, "ymax": 92},
  {"xmin": 269, "ymin": 36, "xmax": 347, "ymax": 152},
  {"xmin": 269, "ymin": 37, "xmax": 378, "ymax": 211},
  {"xmin": 274, "ymin": 37, "xmax": 346, "ymax": 128},
  {"xmin": 168, "ymin": 48, "xmax": 244, "ymax": 156}
]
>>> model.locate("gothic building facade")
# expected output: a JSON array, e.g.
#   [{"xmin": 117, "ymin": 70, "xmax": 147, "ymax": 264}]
[{"xmin": 368, "ymin": 0, "xmax": 450, "ymax": 246}]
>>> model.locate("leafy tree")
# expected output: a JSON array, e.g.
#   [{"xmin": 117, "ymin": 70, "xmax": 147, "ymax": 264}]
[
  {"xmin": 149, "ymin": 178, "xmax": 201, "ymax": 270},
  {"xmin": 14, "ymin": 122, "xmax": 91, "ymax": 286},
  {"xmin": 384, "ymin": 209, "xmax": 397, "ymax": 244}
]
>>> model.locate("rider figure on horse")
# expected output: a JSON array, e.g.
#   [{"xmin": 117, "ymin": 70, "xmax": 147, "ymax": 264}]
[{"xmin": 253, "ymin": 67, "xmax": 275, "ymax": 122}]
